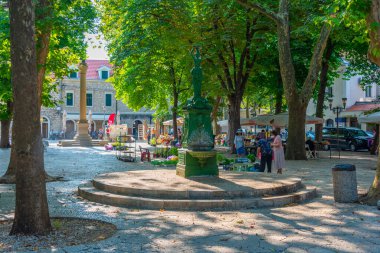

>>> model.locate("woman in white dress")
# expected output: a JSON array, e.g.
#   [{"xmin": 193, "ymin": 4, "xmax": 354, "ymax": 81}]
[{"xmin": 271, "ymin": 130, "xmax": 285, "ymax": 174}]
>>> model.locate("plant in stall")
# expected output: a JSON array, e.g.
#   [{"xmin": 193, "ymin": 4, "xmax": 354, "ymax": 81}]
[
  {"xmin": 167, "ymin": 155, "xmax": 178, "ymax": 161},
  {"xmin": 247, "ymin": 154, "xmax": 256, "ymax": 163},
  {"xmin": 168, "ymin": 147, "xmax": 178, "ymax": 156},
  {"xmin": 217, "ymin": 153, "xmax": 226, "ymax": 164},
  {"xmin": 150, "ymin": 137, "xmax": 157, "ymax": 146}
]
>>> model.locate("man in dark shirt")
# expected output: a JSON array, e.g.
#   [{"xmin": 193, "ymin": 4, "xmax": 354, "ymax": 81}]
[
  {"xmin": 257, "ymin": 137, "xmax": 272, "ymax": 173},
  {"xmin": 306, "ymin": 137, "xmax": 316, "ymax": 158}
]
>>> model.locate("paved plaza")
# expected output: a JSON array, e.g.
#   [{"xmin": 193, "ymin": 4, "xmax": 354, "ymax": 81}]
[{"xmin": 0, "ymin": 142, "xmax": 379, "ymax": 252}]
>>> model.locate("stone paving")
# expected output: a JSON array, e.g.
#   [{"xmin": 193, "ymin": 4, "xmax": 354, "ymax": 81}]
[{"xmin": 0, "ymin": 142, "xmax": 379, "ymax": 252}]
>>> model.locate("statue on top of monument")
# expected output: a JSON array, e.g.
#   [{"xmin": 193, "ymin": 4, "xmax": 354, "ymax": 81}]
[{"xmin": 190, "ymin": 46, "xmax": 202, "ymax": 100}]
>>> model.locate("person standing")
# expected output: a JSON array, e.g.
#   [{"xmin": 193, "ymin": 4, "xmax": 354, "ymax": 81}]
[
  {"xmin": 256, "ymin": 137, "xmax": 272, "ymax": 173},
  {"xmin": 234, "ymin": 129, "xmax": 245, "ymax": 157},
  {"xmin": 271, "ymin": 130, "xmax": 285, "ymax": 174},
  {"xmin": 257, "ymin": 129, "xmax": 266, "ymax": 139},
  {"xmin": 147, "ymin": 128, "xmax": 151, "ymax": 144},
  {"xmin": 306, "ymin": 127, "xmax": 315, "ymax": 140}
]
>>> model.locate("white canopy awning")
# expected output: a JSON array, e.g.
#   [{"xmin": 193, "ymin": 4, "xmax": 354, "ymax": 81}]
[
  {"xmin": 252, "ymin": 112, "xmax": 323, "ymax": 127},
  {"xmin": 217, "ymin": 118, "xmax": 257, "ymax": 127},
  {"xmin": 66, "ymin": 114, "xmax": 111, "ymax": 121},
  {"xmin": 358, "ymin": 111, "xmax": 380, "ymax": 124}
]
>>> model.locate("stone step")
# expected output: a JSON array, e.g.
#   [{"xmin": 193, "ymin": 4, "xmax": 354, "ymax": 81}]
[
  {"xmin": 78, "ymin": 182, "xmax": 317, "ymax": 210},
  {"xmin": 92, "ymin": 178, "xmax": 303, "ymax": 200}
]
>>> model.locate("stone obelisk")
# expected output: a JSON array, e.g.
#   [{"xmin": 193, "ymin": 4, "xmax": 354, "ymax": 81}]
[{"xmin": 74, "ymin": 60, "xmax": 92, "ymax": 146}]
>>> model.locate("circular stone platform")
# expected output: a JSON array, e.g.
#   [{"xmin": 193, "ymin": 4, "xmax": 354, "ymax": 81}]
[{"xmin": 78, "ymin": 169, "xmax": 317, "ymax": 210}]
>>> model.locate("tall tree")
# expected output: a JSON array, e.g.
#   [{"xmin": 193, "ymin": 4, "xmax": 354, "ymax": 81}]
[
  {"xmin": 367, "ymin": 0, "xmax": 380, "ymax": 66},
  {"xmin": 238, "ymin": 0, "xmax": 333, "ymax": 159},
  {"xmin": 314, "ymin": 38, "xmax": 336, "ymax": 142},
  {"xmin": 0, "ymin": 0, "xmax": 96, "ymax": 183},
  {"xmin": 363, "ymin": 0, "xmax": 380, "ymax": 205},
  {"xmin": 9, "ymin": 0, "xmax": 51, "ymax": 235},
  {"xmin": 98, "ymin": 0, "xmax": 193, "ymax": 140},
  {"xmin": 196, "ymin": 1, "xmax": 271, "ymax": 152}
]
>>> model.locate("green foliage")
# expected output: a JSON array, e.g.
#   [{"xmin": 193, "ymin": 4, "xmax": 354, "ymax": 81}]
[
  {"xmin": 98, "ymin": 0, "xmax": 193, "ymax": 116},
  {"xmin": 151, "ymin": 159, "xmax": 178, "ymax": 166},
  {"xmin": 150, "ymin": 137, "xmax": 157, "ymax": 146},
  {"xmin": 52, "ymin": 219, "xmax": 62, "ymax": 230},
  {"xmin": 168, "ymin": 147, "xmax": 178, "ymax": 156},
  {"xmin": 0, "ymin": 1, "xmax": 96, "ymax": 116},
  {"xmin": 0, "ymin": 7, "xmax": 11, "ymax": 120},
  {"xmin": 216, "ymin": 153, "xmax": 234, "ymax": 165},
  {"xmin": 247, "ymin": 154, "xmax": 256, "ymax": 162}
]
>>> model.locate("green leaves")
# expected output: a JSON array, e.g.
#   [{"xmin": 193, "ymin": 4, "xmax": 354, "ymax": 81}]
[{"xmin": 98, "ymin": 0, "xmax": 193, "ymax": 116}]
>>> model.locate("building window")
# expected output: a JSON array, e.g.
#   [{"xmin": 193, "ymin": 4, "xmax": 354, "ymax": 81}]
[
  {"xmin": 69, "ymin": 72, "xmax": 78, "ymax": 78},
  {"xmin": 86, "ymin": 93, "xmax": 93, "ymax": 107},
  {"xmin": 101, "ymin": 70, "xmax": 109, "ymax": 79},
  {"xmin": 105, "ymin": 93, "xmax": 112, "ymax": 107},
  {"xmin": 66, "ymin": 92, "xmax": 74, "ymax": 106},
  {"xmin": 365, "ymin": 86, "xmax": 372, "ymax": 97}
]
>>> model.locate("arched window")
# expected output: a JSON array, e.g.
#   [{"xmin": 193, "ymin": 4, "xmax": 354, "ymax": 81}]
[{"xmin": 326, "ymin": 119, "xmax": 334, "ymax": 127}]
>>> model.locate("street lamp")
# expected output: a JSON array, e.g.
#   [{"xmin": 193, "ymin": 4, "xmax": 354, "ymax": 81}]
[{"xmin": 328, "ymin": 97, "xmax": 347, "ymax": 159}]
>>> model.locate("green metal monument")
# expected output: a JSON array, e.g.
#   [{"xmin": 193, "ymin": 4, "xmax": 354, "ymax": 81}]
[{"xmin": 176, "ymin": 46, "xmax": 218, "ymax": 178}]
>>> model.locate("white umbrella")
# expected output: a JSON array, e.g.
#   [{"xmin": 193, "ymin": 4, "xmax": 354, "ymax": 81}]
[
  {"xmin": 116, "ymin": 110, "xmax": 120, "ymax": 125},
  {"xmin": 62, "ymin": 110, "xmax": 67, "ymax": 132},
  {"xmin": 358, "ymin": 111, "xmax": 380, "ymax": 123},
  {"xmin": 163, "ymin": 117, "xmax": 184, "ymax": 126}
]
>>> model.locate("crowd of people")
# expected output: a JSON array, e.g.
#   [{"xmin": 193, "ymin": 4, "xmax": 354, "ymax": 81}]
[{"xmin": 234, "ymin": 129, "xmax": 285, "ymax": 174}]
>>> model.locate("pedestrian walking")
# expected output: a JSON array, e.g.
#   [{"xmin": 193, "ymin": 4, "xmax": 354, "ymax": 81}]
[{"xmin": 271, "ymin": 130, "xmax": 285, "ymax": 174}]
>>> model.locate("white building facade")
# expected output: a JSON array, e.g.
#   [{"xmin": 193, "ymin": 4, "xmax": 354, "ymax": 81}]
[{"xmin": 307, "ymin": 65, "xmax": 380, "ymax": 130}]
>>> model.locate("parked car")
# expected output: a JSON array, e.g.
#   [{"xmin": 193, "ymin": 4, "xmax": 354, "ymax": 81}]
[{"xmin": 322, "ymin": 127, "xmax": 373, "ymax": 151}]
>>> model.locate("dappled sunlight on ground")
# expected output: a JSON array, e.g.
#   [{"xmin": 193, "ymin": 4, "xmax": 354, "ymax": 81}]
[{"xmin": 0, "ymin": 142, "xmax": 379, "ymax": 252}]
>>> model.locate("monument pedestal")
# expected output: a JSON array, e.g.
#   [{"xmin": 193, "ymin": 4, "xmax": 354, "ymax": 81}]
[
  {"xmin": 176, "ymin": 149, "xmax": 218, "ymax": 178},
  {"xmin": 73, "ymin": 122, "xmax": 92, "ymax": 147}
]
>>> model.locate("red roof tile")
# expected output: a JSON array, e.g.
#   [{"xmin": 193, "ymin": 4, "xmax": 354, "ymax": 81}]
[
  {"xmin": 345, "ymin": 103, "xmax": 380, "ymax": 112},
  {"xmin": 85, "ymin": 59, "xmax": 113, "ymax": 79}
]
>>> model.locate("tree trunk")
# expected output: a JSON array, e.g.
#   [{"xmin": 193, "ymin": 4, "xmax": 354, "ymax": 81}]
[
  {"xmin": 367, "ymin": 0, "xmax": 380, "ymax": 66},
  {"xmin": 245, "ymin": 101, "xmax": 250, "ymax": 118},
  {"xmin": 36, "ymin": 0, "xmax": 52, "ymax": 109},
  {"xmin": 9, "ymin": 0, "xmax": 51, "ymax": 235},
  {"xmin": 211, "ymin": 96, "xmax": 222, "ymax": 135},
  {"xmin": 227, "ymin": 95, "xmax": 242, "ymax": 153},
  {"xmin": 172, "ymin": 88, "xmax": 178, "ymax": 141},
  {"xmin": 361, "ymin": 150, "xmax": 380, "ymax": 205},
  {"xmin": 0, "ymin": 119, "xmax": 11, "ymax": 148},
  {"xmin": 315, "ymin": 39, "xmax": 334, "ymax": 142},
  {"xmin": 1, "ymin": 0, "xmax": 58, "ymax": 183},
  {"xmin": 275, "ymin": 73, "xmax": 283, "ymax": 114},
  {"xmin": 370, "ymin": 124, "xmax": 379, "ymax": 155},
  {"xmin": 286, "ymin": 101, "xmax": 307, "ymax": 160},
  {"xmin": 361, "ymin": 0, "xmax": 380, "ymax": 205}
]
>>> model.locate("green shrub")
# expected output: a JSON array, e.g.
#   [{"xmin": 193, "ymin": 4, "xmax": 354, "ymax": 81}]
[
  {"xmin": 151, "ymin": 159, "xmax": 178, "ymax": 166},
  {"xmin": 247, "ymin": 154, "xmax": 256, "ymax": 162},
  {"xmin": 168, "ymin": 147, "xmax": 178, "ymax": 156},
  {"xmin": 217, "ymin": 153, "xmax": 226, "ymax": 162}
]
